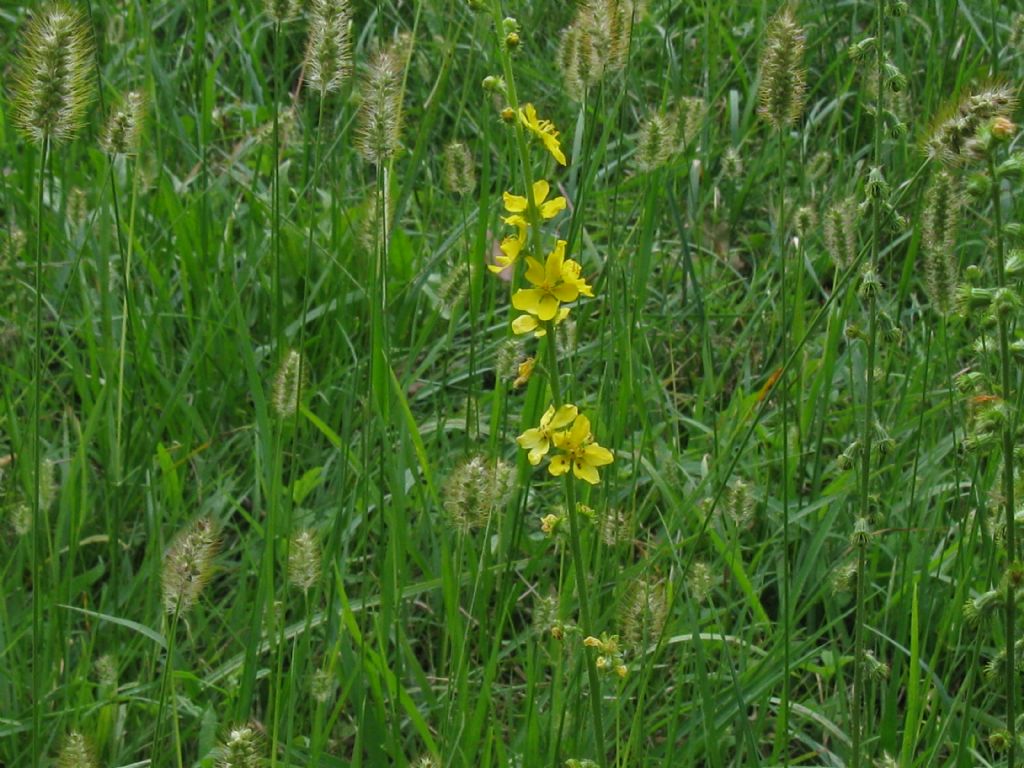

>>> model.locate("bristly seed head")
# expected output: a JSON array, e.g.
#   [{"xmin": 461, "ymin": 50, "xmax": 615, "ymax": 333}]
[
  {"xmin": 216, "ymin": 721, "xmax": 264, "ymax": 768},
  {"xmin": 356, "ymin": 49, "xmax": 405, "ymax": 165},
  {"xmin": 823, "ymin": 197, "xmax": 858, "ymax": 271},
  {"xmin": 272, "ymin": 349, "xmax": 306, "ymax": 419},
  {"xmin": 921, "ymin": 171, "xmax": 962, "ymax": 315},
  {"xmin": 442, "ymin": 454, "xmax": 514, "ymax": 533},
  {"xmin": 756, "ymin": 8, "xmax": 806, "ymax": 129},
  {"xmin": 264, "ymin": 0, "xmax": 299, "ymax": 24},
  {"xmin": 12, "ymin": 3, "xmax": 96, "ymax": 145},
  {"xmin": 162, "ymin": 517, "xmax": 220, "ymax": 615},
  {"xmin": 288, "ymin": 529, "xmax": 321, "ymax": 593},
  {"xmin": 925, "ymin": 83, "xmax": 1019, "ymax": 166},
  {"xmin": 304, "ymin": 0, "xmax": 353, "ymax": 96},
  {"xmin": 101, "ymin": 91, "xmax": 145, "ymax": 156},
  {"xmin": 634, "ymin": 110, "xmax": 676, "ymax": 172},
  {"xmin": 57, "ymin": 730, "xmax": 96, "ymax": 768},
  {"xmin": 443, "ymin": 141, "xmax": 476, "ymax": 197}
]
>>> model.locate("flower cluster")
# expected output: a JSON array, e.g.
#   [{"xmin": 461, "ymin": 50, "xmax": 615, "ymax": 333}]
[
  {"xmin": 583, "ymin": 633, "xmax": 628, "ymax": 678},
  {"xmin": 485, "ymin": 91, "xmax": 613, "ymax": 485},
  {"xmin": 517, "ymin": 406, "xmax": 613, "ymax": 485}
]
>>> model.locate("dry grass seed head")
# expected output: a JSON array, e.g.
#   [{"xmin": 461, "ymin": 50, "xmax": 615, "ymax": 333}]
[{"xmin": 13, "ymin": 3, "xmax": 96, "ymax": 144}]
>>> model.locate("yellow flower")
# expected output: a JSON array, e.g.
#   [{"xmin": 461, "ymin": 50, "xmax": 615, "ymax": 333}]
[
  {"xmin": 490, "ymin": 214, "xmax": 529, "ymax": 274},
  {"xmin": 516, "ymin": 403, "xmax": 579, "ymax": 465},
  {"xmin": 540, "ymin": 513, "xmax": 561, "ymax": 535},
  {"xmin": 511, "ymin": 240, "xmax": 592, "ymax": 322},
  {"xmin": 513, "ymin": 356, "xmax": 535, "ymax": 388},
  {"xmin": 503, "ymin": 180, "xmax": 566, "ymax": 220},
  {"xmin": 519, "ymin": 103, "xmax": 568, "ymax": 166},
  {"xmin": 511, "ymin": 307, "xmax": 570, "ymax": 337},
  {"xmin": 549, "ymin": 414, "xmax": 614, "ymax": 485}
]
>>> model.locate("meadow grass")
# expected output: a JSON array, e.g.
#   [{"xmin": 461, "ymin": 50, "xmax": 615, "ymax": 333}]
[{"xmin": 2, "ymin": 1, "xmax": 1024, "ymax": 766}]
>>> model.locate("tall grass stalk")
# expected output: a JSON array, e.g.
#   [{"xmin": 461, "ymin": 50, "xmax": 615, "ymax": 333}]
[
  {"xmin": 989, "ymin": 150, "xmax": 1017, "ymax": 768},
  {"xmin": 852, "ymin": 1, "xmax": 886, "ymax": 764},
  {"xmin": 30, "ymin": 131, "xmax": 49, "ymax": 768}
]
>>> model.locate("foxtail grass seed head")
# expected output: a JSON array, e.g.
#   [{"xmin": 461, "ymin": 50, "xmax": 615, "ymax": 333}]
[
  {"xmin": 442, "ymin": 455, "xmax": 514, "ymax": 533},
  {"xmin": 38, "ymin": 457, "xmax": 58, "ymax": 512},
  {"xmin": 162, "ymin": 517, "xmax": 219, "ymax": 615},
  {"xmin": 217, "ymin": 721, "xmax": 264, "ymax": 768},
  {"xmin": 635, "ymin": 110, "xmax": 676, "ymax": 172},
  {"xmin": 558, "ymin": 24, "xmax": 597, "ymax": 101},
  {"xmin": 12, "ymin": 3, "xmax": 96, "ymax": 144},
  {"xmin": 620, "ymin": 577, "xmax": 668, "ymax": 650},
  {"xmin": 921, "ymin": 171, "xmax": 962, "ymax": 315},
  {"xmin": 304, "ymin": 0, "xmax": 353, "ymax": 95},
  {"xmin": 311, "ymin": 666, "xmax": 337, "ymax": 703},
  {"xmin": 725, "ymin": 478, "xmax": 757, "ymax": 529},
  {"xmin": 288, "ymin": 529, "xmax": 321, "ymax": 592},
  {"xmin": 823, "ymin": 197, "xmax": 858, "ymax": 270},
  {"xmin": 756, "ymin": 9, "xmax": 806, "ymax": 128},
  {"xmin": 438, "ymin": 263, "xmax": 470, "ymax": 314},
  {"xmin": 356, "ymin": 50, "xmax": 404, "ymax": 165},
  {"xmin": 793, "ymin": 204, "xmax": 817, "ymax": 239},
  {"xmin": 57, "ymin": 730, "xmax": 95, "ymax": 768},
  {"xmin": 10, "ymin": 503, "xmax": 32, "ymax": 536},
  {"xmin": 272, "ymin": 349, "xmax": 305, "ymax": 419},
  {"xmin": 94, "ymin": 654, "xmax": 118, "ymax": 690},
  {"xmin": 443, "ymin": 142, "xmax": 476, "ymax": 196},
  {"xmin": 720, "ymin": 146, "xmax": 744, "ymax": 179},
  {"xmin": 686, "ymin": 560, "xmax": 715, "ymax": 602},
  {"xmin": 101, "ymin": 91, "xmax": 145, "ymax": 156},
  {"xmin": 264, "ymin": 0, "xmax": 299, "ymax": 24},
  {"xmin": 672, "ymin": 96, "xmax": 707, "ymax": 150}
]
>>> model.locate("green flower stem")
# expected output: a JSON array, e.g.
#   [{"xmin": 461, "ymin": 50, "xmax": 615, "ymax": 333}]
[
  {"xmin": 852, "ymin": 3, "xmax": 885, "ymax": 765},
  {"xmin": 542, "ymin": 322, "xmax": 608, "ymax": 768},
  {"xmin": 990, "ymin": 152, "xmax": 1017, "ymax": 768},
  {"xmin": 487, "ymin": 1, "xmax": 544, "ymax": 253}
]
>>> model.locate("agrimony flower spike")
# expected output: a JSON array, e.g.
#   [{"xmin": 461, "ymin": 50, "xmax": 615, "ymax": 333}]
[
  {"xmin": 756, "ymin": 8, "xmax": 807, "ymax": 129},
  {"xmin": 13, "ymin": 3, "xmax": 96, "ymax": 144},
  {"xmin": 305, "ymin": 0, "xmax": 353, "ymax": 96}
]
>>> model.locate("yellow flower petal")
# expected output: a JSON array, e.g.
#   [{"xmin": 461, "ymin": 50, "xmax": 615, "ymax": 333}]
[
  {"xmin": 531, "ymin": 179, "xmax": 550, "ymax": 206},
  {"xmin": 512, "ymin": 314, "xmax": 541, "ymax": 335},
  {"xmin": 550, "ymin": 404, "xmax": 579, "ymax": 430},
  {"xmin": 524, "ymin": 257, "xmax": 546, "ymax": 286},
  {"xmin": 569, "ymin": 414, "xmax": 591, "ymax": 444},
  {"xmin": 512, "ymin": 288, "xmax": 545, "ymax": 314},
  {"xmin": 536, "ymin": 294, "xmax": 560, "ymax": 321},
  {"xmin": 516, "ymin": 427, "xmax": 545, "ymax": 451},
  {"xmin": 539, "ymin": 196, "xmax": 566, "ymax": 219},
  {"xmin": 503, "ymin": 191, "xmax": 528, "ymax": 213},
  {"xmin": 572, "ymin": 460, "xmax": 600, "ymax": 485},
  {"xmin": 549, "ymin": 455, "xmax": 571, "ymax": 477},
  {"xmin": 584, "ymin": 443, "xmax": 614, "ymax": 466}
]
